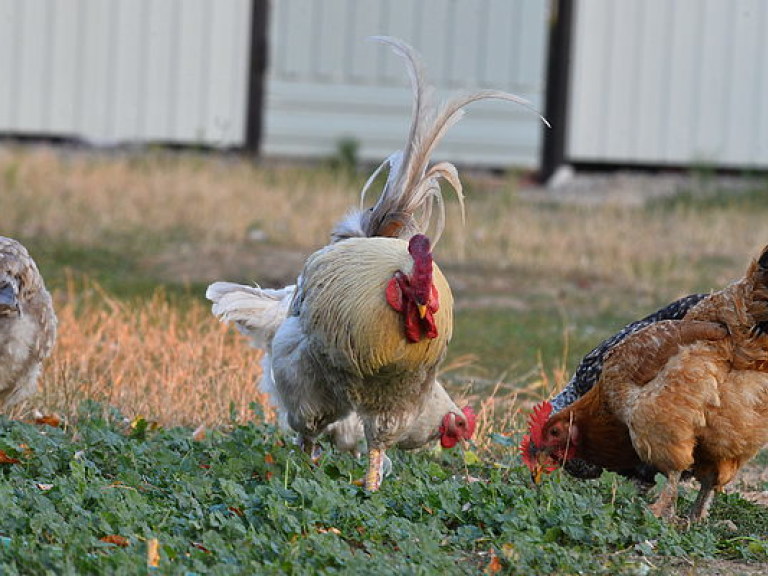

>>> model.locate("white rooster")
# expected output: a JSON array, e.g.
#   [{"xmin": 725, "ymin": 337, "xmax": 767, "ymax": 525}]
[{"xmin": 208, "ymin": 37, "xmax": 544, "ymax": 490}]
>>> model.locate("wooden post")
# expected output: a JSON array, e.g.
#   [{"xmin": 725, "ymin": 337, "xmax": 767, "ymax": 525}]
[
  {"xmin": 540, "ymin": 0, "xmax": 574, "ymax": 182},
  {"xmin": 244, "ymin": 0, "xmax": 269, "ymax": 155}
]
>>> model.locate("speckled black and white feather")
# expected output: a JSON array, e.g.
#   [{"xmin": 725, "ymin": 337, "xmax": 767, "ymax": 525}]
[{"xmin": 551, "ymin": 293, "xmax": 708, "ymax": 413}]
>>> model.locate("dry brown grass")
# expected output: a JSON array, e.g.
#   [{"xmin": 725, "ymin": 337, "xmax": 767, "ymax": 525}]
[
  {"xmin": 1, "ymin": 146, "xmax": 357, "ymax": 250},
  {"xmin": 20, "ymin": 280, "xmax": 272, "ymax": 428},
  {"xmin": 4, "ymin": 145, "xmax": 768, "ymax": 296},
  {"xmin": 3, "ymin": 145, "xmax": 768, "ymax": 430}
]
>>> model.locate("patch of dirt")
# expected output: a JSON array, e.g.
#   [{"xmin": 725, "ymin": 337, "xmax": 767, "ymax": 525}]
[
  {"xmin": 727, "ymin": 462, "xmax": 768, "ymax": 507},
  {"xmin": 659, "ymin": 556, "xmax": 767, "ymax": 576},
  {"xmin": 519, "ymin": 168, "xmax": 761, "ymax": 207}
]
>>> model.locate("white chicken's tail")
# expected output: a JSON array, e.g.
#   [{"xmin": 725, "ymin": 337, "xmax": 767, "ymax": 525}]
[
  {"xmin": 206, "ymin": 282, "xmax": 295, "ymax": 349},
  {"xmin": 331, "ymin": 36, "xmax": 549, "ymax": 245},
  {"xmin": 206, "ymin": 281, "xmax": 295, "ymax": 431}
]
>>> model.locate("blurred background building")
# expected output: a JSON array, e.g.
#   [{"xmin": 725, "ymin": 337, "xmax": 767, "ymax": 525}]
[{"xmin": 0, "ymin": 0, "xmax": 766, "ymax": 178}]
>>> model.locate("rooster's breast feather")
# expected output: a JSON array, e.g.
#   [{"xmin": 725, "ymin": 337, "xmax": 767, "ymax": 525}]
[{"xmin": 294, "ymin": 237, "xmax": 452, "ymax": 376}]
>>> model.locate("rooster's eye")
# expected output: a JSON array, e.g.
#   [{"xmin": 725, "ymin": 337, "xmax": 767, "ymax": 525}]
[{"xmin": 457, "ymin": 420, "xmax": 465, "ymax": 428}]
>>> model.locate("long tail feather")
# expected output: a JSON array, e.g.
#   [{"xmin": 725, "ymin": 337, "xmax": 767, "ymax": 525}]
[
  {"xmin": 206, "ymin": 282, "xmax": 295, "ymax": 348},
  {"xmin": 331, "ymin": 36, "xmax": 548, "ymax": 245}
]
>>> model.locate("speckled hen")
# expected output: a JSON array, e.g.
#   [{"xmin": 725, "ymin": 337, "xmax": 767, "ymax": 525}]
[{"xmin": 0, "ymin": 237, "xmax": 56, "ymax": 409}]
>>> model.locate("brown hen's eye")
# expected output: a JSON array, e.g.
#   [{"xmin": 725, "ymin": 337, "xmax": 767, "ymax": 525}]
[{"xmin": 550, "ymin": 429, "xmax": 559, "ymax": 437}]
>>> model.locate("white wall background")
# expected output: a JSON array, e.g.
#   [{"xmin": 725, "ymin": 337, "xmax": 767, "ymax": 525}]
[
  {"xmin": 567, "ymin": 0, "xmax": 768, "ymax": 168},
  {"xmin": 0, "ymin": 0, "xmax": 252, "ymax": 147},
  {"xmin": 262, "ymin": 0, "xmax": 550, "ymax": 168}
]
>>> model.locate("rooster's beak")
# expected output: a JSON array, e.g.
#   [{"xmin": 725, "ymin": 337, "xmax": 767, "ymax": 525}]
[{"xmin": 417, "ymin": 303, "xmax": 427, "ymax": 319}]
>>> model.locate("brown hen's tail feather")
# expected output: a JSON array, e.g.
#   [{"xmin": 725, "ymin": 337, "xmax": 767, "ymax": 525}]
[{"xmin": 331, "ymin": 37, "xmax": 548, "ymax": 245}]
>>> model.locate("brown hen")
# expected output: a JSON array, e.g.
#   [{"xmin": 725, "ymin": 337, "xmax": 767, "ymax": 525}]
[{"xmin": 524, "ymin": 245, "xmax": 768, "ymax": 521}]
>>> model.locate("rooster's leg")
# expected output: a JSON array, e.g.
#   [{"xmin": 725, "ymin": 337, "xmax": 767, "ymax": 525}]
[
  {"xmin": 649, "ymin": 471, "xmax": 681, "ymax": 519},
  {"xmin": 688, "ymin": 477, "xmax": 716, "ymax": 522},
  {"xmin": 364, "ymin": 447, "xmax": 386, "ymax": 491}
]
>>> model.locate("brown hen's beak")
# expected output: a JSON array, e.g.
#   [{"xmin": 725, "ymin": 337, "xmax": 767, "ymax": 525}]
[
  {"xmin": 417, "ymin": 303, "xmax": 427, "ymax": 319},
  {"xmin": 527, "ymin": 446, "xmax": 549, "ymax": 485}
]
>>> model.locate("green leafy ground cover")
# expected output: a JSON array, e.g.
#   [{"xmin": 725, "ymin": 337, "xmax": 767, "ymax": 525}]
[
  {"xmin": 0, "ymin": 404, "xmax": 765, "ymax": 575},
  {"xmin": 2, "ymin": 150, "xmax": 768, "ymax": 574}
]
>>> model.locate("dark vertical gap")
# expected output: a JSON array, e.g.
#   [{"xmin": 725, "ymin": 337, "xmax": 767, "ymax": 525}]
[
  {"xmin": 105, "ymin": 2, "xmax": 120, "ymax": 140},
  {"xmin": 540, "ymin": 0, "xmax": 574, "ymax": 182},
  {"xmin": 72, "ymin": 3, "xmax": 86, "ymax": 135},
  {"xmin": 42, "ymin": 0, "xmax": 55, "ymax": 130},
  {"xmin": 244, "ymin": 0, "xmax": 269, "ymax": 154},
  {"xmin": 167, "ymin": 0, "xmax": 180, "ymax": 141},
  {"xmin": 199, "ymin": 0, "xmax": 212, "ymax": 140},
  {"xmin": 10, "ymin": 1, "xmax": 24, "ymax": 126},
  {"xmin": 137, "ymin": 0, "xmax": 149, "ymax": 138}
]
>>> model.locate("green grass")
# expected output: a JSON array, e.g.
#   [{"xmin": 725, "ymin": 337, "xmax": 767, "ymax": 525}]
[
  {"xmin": 449, "ymin": 307, "xmax": 641, "ymax": 388},
  {"xmin": 3, "ymin": 149, "xmax": 768, "ymax": 574},
  {"xmin": 0, "ymin": 404, "xmax": 765, "ymax": 575}
]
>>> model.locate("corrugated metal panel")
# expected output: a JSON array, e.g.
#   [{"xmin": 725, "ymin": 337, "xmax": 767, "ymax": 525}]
[
  {"xmin": 567, "ymin": 0, "xmax": 768, "ymax": 168},
  {"xmin": 0, "ymin": 0, "xmax": 251, "ymax": 147},
  {"xmin": 262, "ymin": 0, "xmax": 549, "ymax": 168}
]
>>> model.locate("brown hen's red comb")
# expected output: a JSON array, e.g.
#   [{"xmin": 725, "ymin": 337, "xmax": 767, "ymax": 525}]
[
  {"xmin": 520, "ymin": 401, "xmax": 557, "ymax": 474},
  {"xmin": 527, "ymin": 401, "xmax": 552, "ymax": 446}
]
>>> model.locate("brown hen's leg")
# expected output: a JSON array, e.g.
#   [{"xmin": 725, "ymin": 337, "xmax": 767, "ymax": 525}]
[
  {"xmin": 650, "ymin": 471, "xmax": 681, "ymax": 519},
  {"xmin": 365, "ymin": 447, "xmax": 385, "ymax": 491},
  {"xmin": 688, "ymin": 477, "xmax": 716, "ymax": 522}
]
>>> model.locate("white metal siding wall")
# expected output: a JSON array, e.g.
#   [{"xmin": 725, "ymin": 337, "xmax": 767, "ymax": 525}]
[
  {"xmin": 567, "ymin": 0, "xmax": 768, "ymax": 168},
  {"xmin": 263, "ymin": 0, "xmax": 549, "ymax": 168},
  {"xmin": 0, "ymin": 0, "xmax": 252, "ymax": 147}
]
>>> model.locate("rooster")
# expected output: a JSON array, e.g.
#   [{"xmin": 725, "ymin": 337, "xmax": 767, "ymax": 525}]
[
  {"xmin": 522, "ymin": 245, "xmax": 768, "ymax": 521},
  {"xmin": 206, "ymin": 281, "xmax": 475, "ymax": 461},
  {"xmin": 208, "ymin": 37, "xmax": 544, "ymax": 491},
  {"xmin": 0, "ymin": 237, "xmax": 57, "ymax": 409}
]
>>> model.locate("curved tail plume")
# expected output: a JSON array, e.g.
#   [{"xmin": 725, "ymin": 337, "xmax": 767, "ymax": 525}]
[{"xmin": 332, "ymin": 36, "xmax": 549, "ymax": 245}]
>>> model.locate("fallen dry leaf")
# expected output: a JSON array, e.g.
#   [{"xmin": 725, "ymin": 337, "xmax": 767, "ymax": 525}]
[
  {"xmin": 191, "ymin": 542, "xmax": 212, "ymax": 554},
  {"xmin": 0, "ymin": 450, "xmax": 21, "ymax": 465},
  {"xmin": 192, "ymin": 424, "xmax": 206, "ymax": 442},
  {"xmin": 34, "ymin": 414, "xmax": 62, "ymax": 428},
  {"xmin": 100, "ymin": 535, "xmax": 130, "ymax": 547},
  {"xmin": 485, "ymin": 549, "xmax": 502, "ymax": 574}
]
